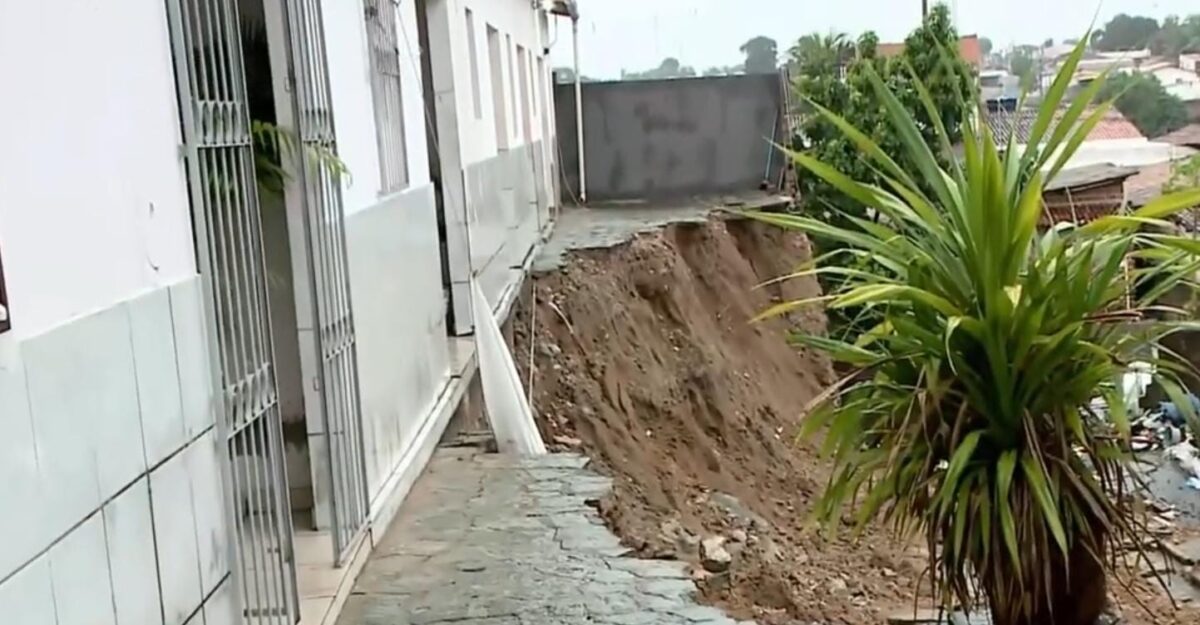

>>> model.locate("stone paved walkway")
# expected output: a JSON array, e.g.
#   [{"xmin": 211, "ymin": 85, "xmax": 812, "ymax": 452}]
[{"xmin": 336, "ymin": 449, "xmax": 753, "ymax": 625}]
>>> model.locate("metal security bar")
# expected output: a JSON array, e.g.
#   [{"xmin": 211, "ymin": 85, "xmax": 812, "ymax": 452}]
[
  {"xmin": 283, "ymin": 0, "xmax": 371, "ymax": 565},
  {"xmin": 163, "ymin": 0, "xmax": 299, "ymax": 622},
  {"xmin": 0, "ymin": 241, "xmax": 10, "ymax": 334},
  {"xmin": 364, "ymin": 0, "xmax": 409, "ymax": 194}
]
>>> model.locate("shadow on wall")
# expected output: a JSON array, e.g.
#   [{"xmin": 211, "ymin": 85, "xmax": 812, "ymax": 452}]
[{"xmin": 553, "ymin": 74, "xmax": 786, "ymax": 203}]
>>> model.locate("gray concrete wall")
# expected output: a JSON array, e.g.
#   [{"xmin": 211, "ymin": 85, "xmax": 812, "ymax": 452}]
[{"xmin": 554, "ymin": 74, "xmax": 785, "ymax": 202}]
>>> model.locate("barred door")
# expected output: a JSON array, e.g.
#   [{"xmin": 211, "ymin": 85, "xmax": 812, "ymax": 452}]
[
  {"xmin": 282, "ymin": 0, "xmax": 370, "ymax": 565},
  {"xmin": 164, "ymin": 0, "xmax": 299, "ymax": 622}
]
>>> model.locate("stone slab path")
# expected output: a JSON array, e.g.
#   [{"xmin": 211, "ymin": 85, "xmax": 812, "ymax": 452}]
[{"xmin": 336, "ymin": 449, "xmax": 752, "ymax": 625}]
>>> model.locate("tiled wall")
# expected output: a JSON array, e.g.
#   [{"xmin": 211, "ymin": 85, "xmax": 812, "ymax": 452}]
[
  {"xmin": 345, "ymin": 184, "xmax": 454, "ymax": 504},
  {"xmin": 463, "ymin": 142, "xmax": 544, "ymax": 311},
  {"xmin": 0, "ymin": 277, "xmax": 236, "ymax": 625}
]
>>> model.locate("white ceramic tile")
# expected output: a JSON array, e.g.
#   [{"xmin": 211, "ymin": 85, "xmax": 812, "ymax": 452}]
[
  {"xmin": 151, "ymin": 449, "xmax": 202, "ymax": 625},
  {"xmin": 186, "ymin": 432, "xmax": 229, "ymax": 596},
  {"xmin": 104, "ymin": 477, "xmax": 164, "ymax": 625},
  {"xmin": 130, "ymin": 286, "xmax": 187, "ymax": 467},
  {"xmin": 0, "ymin": 359, "xmax": 52, "ymax": 579},
  {"xmin": 50, "ymin": 515, "xmax": 117, "ymax": 625},
  {"xmin": 0, "ymin": 555, "xmax": 57, "ymax": 625},
  {"xmin": 23, "ymin": 320, "xmax": 102, "ymax": 539},
  {"xmin": 170, "ymin": 279, "xmax": 216, "ymax": 437},
  {"xmin": 25, "ymin": 304, "xmax": 145, "ymax": 511},
  {"xmin": 202, "ymin": 578, "xmax": 236, "ymax": 625}
]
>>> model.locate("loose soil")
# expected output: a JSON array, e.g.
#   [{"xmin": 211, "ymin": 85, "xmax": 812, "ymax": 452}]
[{"xmin": 510, "ymin": 215, "xmax": 1199, "ymax": 624}]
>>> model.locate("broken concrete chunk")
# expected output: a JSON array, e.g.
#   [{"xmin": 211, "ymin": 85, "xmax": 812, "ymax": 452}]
[{"xmin": 700, "ymin": 536, "xmax": 732, "ymax": 573}]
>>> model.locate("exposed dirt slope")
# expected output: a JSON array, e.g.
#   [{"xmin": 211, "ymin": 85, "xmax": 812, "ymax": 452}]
[
  {"xmin": 511, "ymin": 215, "xmax": 1196, "ymax": 624},
  {"xmin": 512, "ymin": 216, "xmax": 927, "ymax": 623}
]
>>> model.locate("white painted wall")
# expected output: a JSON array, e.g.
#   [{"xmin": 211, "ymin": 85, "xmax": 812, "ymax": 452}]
[
  {"xmin": 321, "ymin": 0, "xmax": 433, "ymax": 216},
  {"xmin": 453, "ymin": 0, "xmax": 551, "ymax": 165},
  {"xmin": 0, "ymin": 0, "xmax": 197, "ymax": 339}
]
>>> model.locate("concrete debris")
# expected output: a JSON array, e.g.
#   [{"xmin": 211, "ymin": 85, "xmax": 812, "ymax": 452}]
[
  {"xmin": 708, "ymin": 491, "xmax": 770, "ymax": 531},
  {"xmin": 553, "ymin": 434, "xmax": 584, "ymax": 448},
  {"xmin": 701, "ymin": 536, "xmax": 732, "ymax": 573}
]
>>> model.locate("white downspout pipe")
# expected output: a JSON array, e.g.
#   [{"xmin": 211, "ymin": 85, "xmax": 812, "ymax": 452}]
[{"xmin": 572, "ymin": 15, "xmax": 586, "ymax": 203}]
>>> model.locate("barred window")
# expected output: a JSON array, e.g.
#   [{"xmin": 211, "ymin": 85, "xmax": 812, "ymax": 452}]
[
  {"xmin": 364, "ymin": 0, "xmax": 409, "ymax": 194},
  {"xmin": 0, "ymin": 242, "xmax": 10, "ymax": 334}
]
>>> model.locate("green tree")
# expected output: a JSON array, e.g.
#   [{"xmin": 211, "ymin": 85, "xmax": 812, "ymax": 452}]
[
  {"xmin": 1093, "ymin": 13, "xmax": 1160, "ymax": 51},
  {"xmin": 553, "ymin": 66, "xmax": 595, "ymax": 84},
  {"xmin": 1009, "ymin": 48, "xmax": 1038, "ymax": 92},
  {"xmin": 1151, "ymin": 15, "xmax": 1200, "ymax": 57},
  {"xmin": 740, "ymin": 36, "xmax": 779, "ymax": 74},
  {"xmin": 979, "ymin": 37, "xmax": 993, "ymax": 57},
  {"xmin": 622, "ymin": 57, "xmax": 697, "ymax": 81},
  {"xmin": 1042, "ymin": 37, "xmax": 1054, "ymax": 48},
  {"xmin": 788, "ymin": 32, "xmax": 854, "ymax": 74},
  {"xmin": 754, "ymin": 37, "xmax": 1200, "ymax": 625},
  {"xmin": 792, "ymin": 6, "xmax": 972, "ymax": 333},
  {"xmin": 1098, "ymin": 72, "xmax": 1189, "ymax": 137}
]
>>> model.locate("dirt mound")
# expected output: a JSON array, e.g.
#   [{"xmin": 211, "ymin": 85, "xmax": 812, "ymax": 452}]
[
  {"xmin": 511, "ymin": 214, "xmax": 1196, "ymax": 625},
  {"xmin": 512, "ymin": 216, "xmax": 925, "ymax": 623}
]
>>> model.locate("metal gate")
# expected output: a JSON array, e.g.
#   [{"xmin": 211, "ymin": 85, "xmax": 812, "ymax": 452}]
[
  {"xmin": 281, "ymin": 0, "xmax": 370, "ymax": 565},
  {"xmin": 164, "ymin": 0, "xmax": 299, "ymax": 622}
]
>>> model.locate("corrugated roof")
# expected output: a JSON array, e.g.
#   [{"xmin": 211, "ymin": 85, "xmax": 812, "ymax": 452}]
[
  {"xmin": 1157, "ymin": 124, "xmax": 1200, "ymax": 148},
  {"xmin": 984, "ymin": 107, "xmax": 1145, "ymax": 144},
  {"xmin": 1044, "ymin": 164, "xmax": 1138, "ymax": 192}
]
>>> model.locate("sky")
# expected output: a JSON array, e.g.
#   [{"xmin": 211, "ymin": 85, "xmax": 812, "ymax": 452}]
[{"xmin": 548, "ymin": 0, "xmax": 1198, "ymax": 80}]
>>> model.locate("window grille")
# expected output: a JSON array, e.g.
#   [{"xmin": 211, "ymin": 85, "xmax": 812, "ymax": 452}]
[
  {"xmin": 0, "ymin": 243, "xmax": 10, "ymax": 334},
  {"xmin": 365, "ymin": 0, "xmax": 409, "ymax": 194}
]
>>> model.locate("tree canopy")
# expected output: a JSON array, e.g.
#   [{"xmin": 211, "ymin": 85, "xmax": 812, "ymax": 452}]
[
  {"xmin": 1151, "ymin": 15, "xmax": 1200, "ymax": 57},
  {"xmin": 553, "ymin": 66, "xmax": 595, "ymax": 84},
  {"xmin": 1093, "ymin": 14, "xmax": 1161, "ymax": 51},
  {"xmin": 740, "ymin": 36, "xmax": 779, "ymax": 74},
  {"xmin": 979, "ymin": 37, "xmax": 993, "ymax": 57},
  {"xmin": 1097, "ymin": 72, "xmax": 1189, "ymax": 138},
  {"xmin": 621, "ymin": 57, "xmax": 697, "ymax": 81},
  {"xmin": 1009, "ymin": 48, "xmax": 1038, "ymax": 92},
  {"xmin": 791, "ymin": 5, "xmax": 973, "ymax": 335},
  {"xmin": 1089, "ymin": 12, "xmax": 1200, "ymax": 56}
]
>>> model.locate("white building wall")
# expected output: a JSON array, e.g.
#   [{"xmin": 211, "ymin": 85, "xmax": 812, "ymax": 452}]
[
  {"xmin": 317, "ymin": 0, "xmax": 454, "ymax": 515},
  {"xmin": 0, "ymin": 4, "xmax": 236, "ymax": 625},
  {"xmin": 0, "ymin": 0, "xmax": 197, "ymax": 340},
  {"xmin": 437, "ymin": 0, "xmax": 557, "ymax": 316}
]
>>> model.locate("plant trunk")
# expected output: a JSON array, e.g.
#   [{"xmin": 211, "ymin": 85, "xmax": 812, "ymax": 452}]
[{"xmin": 985, "ymin": 534, "xmax": 1108, "ymax": 625}]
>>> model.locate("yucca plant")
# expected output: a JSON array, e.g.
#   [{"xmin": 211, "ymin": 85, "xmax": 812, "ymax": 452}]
[{"xmin": 753, "ymin": 38, "xmax": 1200, "ymax": 625}]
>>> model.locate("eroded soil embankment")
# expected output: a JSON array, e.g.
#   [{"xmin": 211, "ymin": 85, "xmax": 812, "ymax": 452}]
[{"xmin": 512, "ymin": 216, "xmax": 929, "ymax": 624}]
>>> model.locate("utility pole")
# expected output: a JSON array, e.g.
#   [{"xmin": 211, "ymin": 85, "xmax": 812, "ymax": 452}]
[{"xmin": 922, "ymin": 0, "xmax": 928, "ymax": 17}]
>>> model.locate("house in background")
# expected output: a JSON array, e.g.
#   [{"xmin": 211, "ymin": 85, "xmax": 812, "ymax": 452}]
[
  {"xmin": 985, "ymin": 106, "xmax": 1195, "ymax": 169},
  {"xmin": 0, "ymin": 1, "xmax": 565, "ymax": 625},
  {"xmin": 1041, "ymin": 164, "xmax": 1139, "ymax": 225}
]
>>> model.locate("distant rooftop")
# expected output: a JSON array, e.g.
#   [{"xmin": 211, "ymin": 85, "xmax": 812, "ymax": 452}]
[
  {"xmin": 983, "ymin": 107, "xmax": 1144, "ymax": 145},
  {"xmin": 1044, "ymin": 163, "xmax": 1138, "ymax": 192},
  {"xmin": 1157, "ymin": 124, "xmax": 1200, "ymax": 148},
  {"xmin": 877, "ymin": 34, "xmax": 982, "ymax": 69}
]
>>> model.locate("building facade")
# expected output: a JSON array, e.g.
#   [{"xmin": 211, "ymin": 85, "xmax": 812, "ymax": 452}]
[{"xmin": 0, "ymin": 1, "xmax": 561, "ymax": 624}]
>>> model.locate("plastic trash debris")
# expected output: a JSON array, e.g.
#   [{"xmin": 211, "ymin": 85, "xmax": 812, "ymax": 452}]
[{"xmin": 1167, "ymin": 441, "xmax": 1200, "ymax": 481}]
